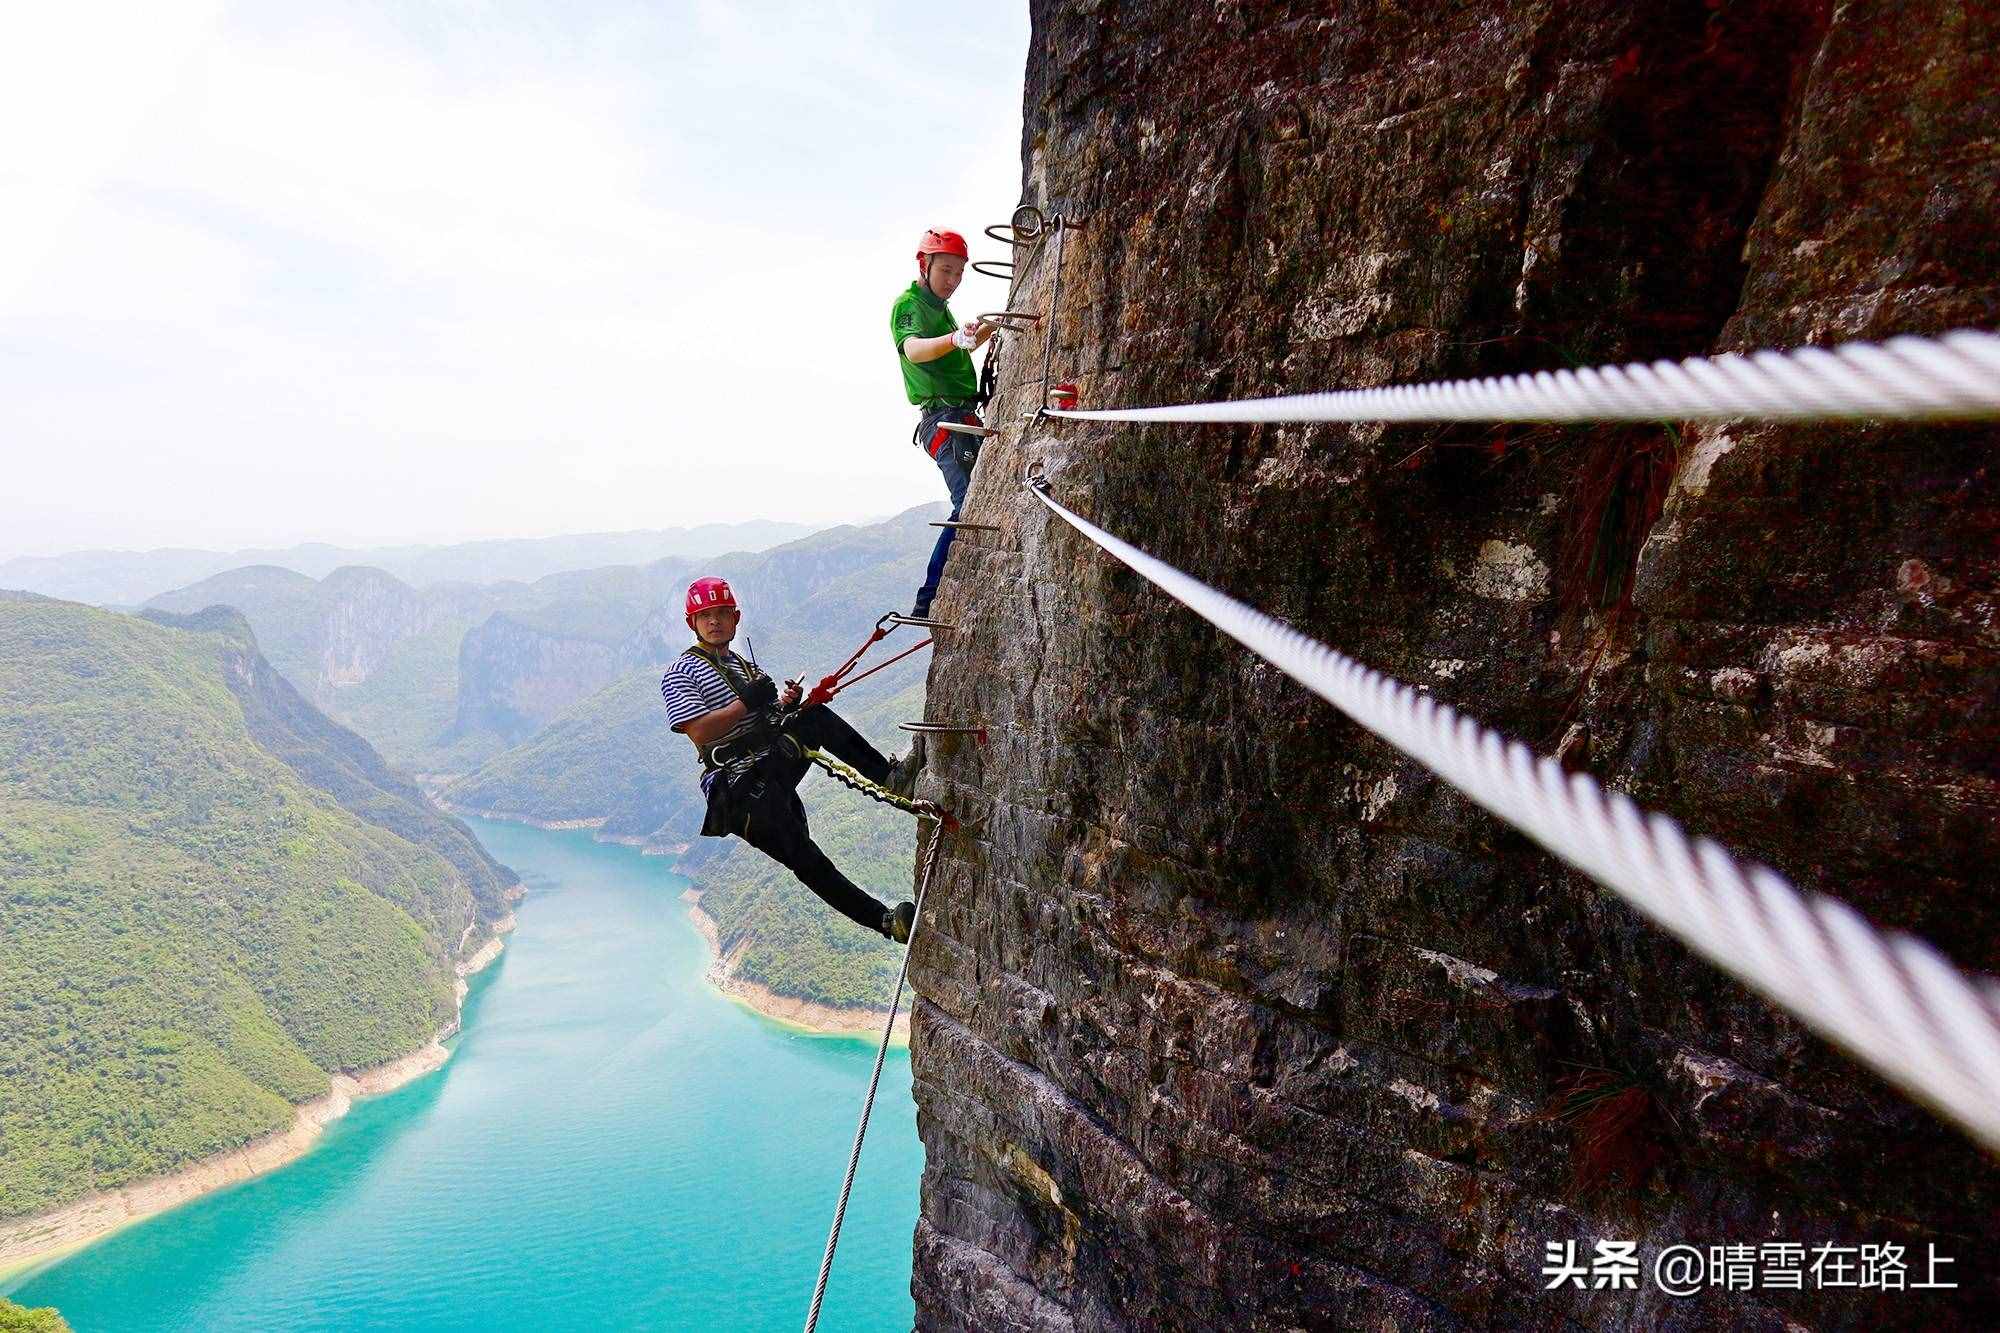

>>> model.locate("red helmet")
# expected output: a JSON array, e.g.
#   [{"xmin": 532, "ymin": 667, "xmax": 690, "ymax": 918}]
[
  {"xmin": 916, "ymin": 228, "xmax": 969, "ymax": 274},
  {"xmin": 684, "ymin": 576, "xmax": 737, "ymax": 623}
]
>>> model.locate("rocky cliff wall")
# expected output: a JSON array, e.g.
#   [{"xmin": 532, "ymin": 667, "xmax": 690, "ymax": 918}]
[{"xmin": 909, "ymin": 3, "xmax": 1998, "ymax": 1329}]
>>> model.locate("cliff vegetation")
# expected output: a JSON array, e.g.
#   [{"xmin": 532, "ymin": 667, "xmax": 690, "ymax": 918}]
[{"xmin": 0, "ymin": 595, "xmax": 508, "ymax": 1221}]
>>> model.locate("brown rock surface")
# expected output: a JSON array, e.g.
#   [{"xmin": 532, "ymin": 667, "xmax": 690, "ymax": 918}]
[{"xmin": 907, "ymin": 3, "xmax": 1999, "ymax": 1329}]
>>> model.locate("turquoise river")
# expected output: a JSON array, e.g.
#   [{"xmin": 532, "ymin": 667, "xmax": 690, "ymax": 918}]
[{"xmin": 3, "ymin": 818, "xmax": 920, "ymax": 1331}]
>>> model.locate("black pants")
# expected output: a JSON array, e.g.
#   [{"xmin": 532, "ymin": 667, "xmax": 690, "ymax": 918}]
[{"xmin": 707, "ymin": 707, "xmax": 894, "ymax": 934}]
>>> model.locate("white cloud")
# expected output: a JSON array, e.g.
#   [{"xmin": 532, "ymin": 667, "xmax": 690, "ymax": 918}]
[{"xmin": 0, "ymin": 0, "xmax": 1030, "ymax": 555}]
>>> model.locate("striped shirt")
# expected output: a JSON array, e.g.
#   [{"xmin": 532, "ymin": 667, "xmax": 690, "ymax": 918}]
[{"xmin": 660, "ymin": 647, "xmax": 769, "ymax": 792}]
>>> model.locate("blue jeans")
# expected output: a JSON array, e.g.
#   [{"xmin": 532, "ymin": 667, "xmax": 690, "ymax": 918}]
[{"xmin": 913, "ymin": 405, "xmax": 980, "ymax": 616}]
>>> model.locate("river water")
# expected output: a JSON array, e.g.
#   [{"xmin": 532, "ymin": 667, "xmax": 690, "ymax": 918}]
[{"xmin": 3, "ymin": 818, "xmax": 919, "ymax": 1331}]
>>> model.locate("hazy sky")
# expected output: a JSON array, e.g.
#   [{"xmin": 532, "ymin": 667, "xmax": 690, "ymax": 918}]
[{"xmin": 0, "ymin": 1, "xmax": 1030, "ymax": 559}]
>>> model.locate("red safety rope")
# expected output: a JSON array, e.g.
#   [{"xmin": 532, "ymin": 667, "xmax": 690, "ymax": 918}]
[{"xmin": 804, "ymin": 613, "xmax": 934, "ymax": 707}]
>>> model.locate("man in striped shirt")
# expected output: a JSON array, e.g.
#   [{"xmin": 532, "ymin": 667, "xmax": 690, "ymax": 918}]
[{"xmin": 660, "ymin": 576, "xmax": 919, "ymax": 944}]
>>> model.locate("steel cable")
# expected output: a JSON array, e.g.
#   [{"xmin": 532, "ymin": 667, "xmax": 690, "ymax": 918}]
[
  {"xmin": 1042, "ymin": 329, "xmax": 2000, "ymax": 424},
  {"xmin": 802, "ymin": 817, "xmax": 947, "ymax": 1333},
  {"xmin": 1025, "ymin": 469, "xmax": 2000, "ymax": 1149}
]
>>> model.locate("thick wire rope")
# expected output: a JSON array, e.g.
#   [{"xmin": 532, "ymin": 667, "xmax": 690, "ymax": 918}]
[
  {"xmin": 1043, "ymin": 329, "xmax": 2000, "ymax": 423},
  {"xmin": 1025, "ymin": 468, "xmax": 2000, "ymax": 1149},
  {"xmin": 802, "ymin": 816, "xmax": 947, "ymax": 1333}
]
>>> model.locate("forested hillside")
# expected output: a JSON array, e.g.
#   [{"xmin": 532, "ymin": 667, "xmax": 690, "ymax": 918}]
[
  {"xmin": 146, "ymin": 566, "xmax": 522, "ymax": 774},
  {"xmin": 143, "ymin": 507, "xmax": 947, "ymax": 1020},
  {"xmin": 0, "ymin": 594, "xmax": 511, "ymax": 1220}
]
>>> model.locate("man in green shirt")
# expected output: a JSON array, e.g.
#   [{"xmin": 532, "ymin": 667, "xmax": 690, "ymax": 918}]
[{"xmin": 892, "ymin": 227, "xmax": 994, "ymax": 618}]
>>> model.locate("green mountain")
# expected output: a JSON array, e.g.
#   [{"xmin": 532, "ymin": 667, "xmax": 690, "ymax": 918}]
[
  {"xmin": 143, "ymin": 504, "xmax": 951, "ymax": 1020},
  {"xmin": 145, "ymin": 566, "xmax": 521, "ymax": 775},
  {"xmin": 0, "ymin": 594, "xmax": 514, "ymax": 1221}
]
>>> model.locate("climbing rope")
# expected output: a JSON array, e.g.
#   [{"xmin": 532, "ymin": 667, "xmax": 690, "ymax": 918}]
[
  {"xmin": 1024, "ymin": 466, "xmax": 2000, "ymax": 1149},
  {"xmin": 804, "ymin": 746, "xmax": 948, "ymax": 825},
  {"xmin": 1042, "ymin": 328, "xmax": 2000, "ymax": 424},
  {"xmin": 802, "ymin": 814, "xmax": 948, "ymax": 1333},
  {"xmin": 803, "ymin": 612, "xmax": 933, "ymax": 708}
]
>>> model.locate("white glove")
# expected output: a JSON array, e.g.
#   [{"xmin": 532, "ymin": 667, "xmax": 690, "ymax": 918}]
[{"xmin": 950, "ymin": 327, "xmax": 978, "ymax": 351}]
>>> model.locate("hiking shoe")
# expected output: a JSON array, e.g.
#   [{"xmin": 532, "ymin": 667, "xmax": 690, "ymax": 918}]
[
  {"xmin": 884, "ymin": 901, "xmax": 916, "ymax": 944},
  {"xmin": 882, "ymin": 736, "xmax": 926, "ymax": 800}
]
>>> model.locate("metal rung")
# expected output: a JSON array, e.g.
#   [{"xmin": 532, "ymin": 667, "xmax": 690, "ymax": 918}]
[
  {"xmin": 900, "ymin": 722, "xmax": 988, "ymax": 743},
  {"xmin": 937, "ymin": 420, "xmax": 999, "ymax": 438},
  {"xmin": 929, "ymin": 521, "xmax": 1001, "ymax": 532},
  {"xmin": 977, "ymin": 310, "xmax": 1042, "ymax": 328},
  {"xmin": 884, "ymin": 613, "xmax": 955, "ymax": 631},
  {"xmin": 971, "ymin": 260, "xmax": 1015, "ymax": 280},
  {"xmin": 982, "ymin": 205, "xmax": 1046, "ymax": 247}
]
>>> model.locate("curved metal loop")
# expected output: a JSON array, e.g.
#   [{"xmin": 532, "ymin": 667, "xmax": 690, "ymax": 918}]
[
  {"xmin": 982, "ymin": 204, "xmax": 1048, "ymax": 248},
  {"xmin": 971, "ymin": 259, "xmax": 1016, "ymax": 280},
  {"xmin": 884, "ymin": 612, "xmax": 954, "ymax": 631},
  {"xmin": 929, "ymin": 520, "xmax": 1001, "ymax": 532},
  {"xmin": 1025, "ymin": 458, "xmax": 1050, "ymax": 492}
]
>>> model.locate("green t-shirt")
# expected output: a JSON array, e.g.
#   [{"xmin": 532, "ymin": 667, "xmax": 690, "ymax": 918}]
[{"xmin": 890, "ymin": 281, "xmax": 978, "ymax": 406}]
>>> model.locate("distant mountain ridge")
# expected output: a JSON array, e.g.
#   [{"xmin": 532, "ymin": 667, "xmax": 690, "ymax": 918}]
[
  {"xmin": 144, "ymin": 504, "xmax": 949, "ymax": 777},
  {"xmin": 0, "ymin": 519, "xmax": 818, "ymax": 608}
]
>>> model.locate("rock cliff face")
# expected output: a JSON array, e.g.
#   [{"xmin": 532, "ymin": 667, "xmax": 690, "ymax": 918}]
[
  {"xmin": 909, "ymin": 4, "xmax": 1997, "ymax": 1329},
  {"xmin": 451, "ymin": 612, "xmax": 626, "ymax": 746}
]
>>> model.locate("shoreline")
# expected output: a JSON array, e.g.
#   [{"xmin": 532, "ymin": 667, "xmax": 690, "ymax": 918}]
[
  {"xmin": 443, "ymin": 803, "xmax": 610, "ymax": 832},
  {"xmin": 0, "ymin": 912, "xmax": 518, "ymax": 1283},
  {"xmin": 439, "ymin": 801, "xmax": 684, "ymax": 857},
  {"xmin": 683, "ymin": 890, "xmax": 910, "ymax": 1045}
]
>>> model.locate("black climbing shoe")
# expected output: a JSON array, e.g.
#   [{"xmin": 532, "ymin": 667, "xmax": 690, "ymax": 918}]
[
  {"xmin": 884, "ymin": 901, "xmax": 916, "ymax": 944},
  {"xmin": 882, "ymin": 736, "xmax": 926, "ymax": 800}
]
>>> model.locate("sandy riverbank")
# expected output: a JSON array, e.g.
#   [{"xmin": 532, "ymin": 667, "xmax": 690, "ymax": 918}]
[
  {"xmin": 0, "ymin": 914, "xmax": 517, "ymax": 1281},
  {"xmin": 682, "ymin": 890, "xmax": 909, "ymax": 1044}
]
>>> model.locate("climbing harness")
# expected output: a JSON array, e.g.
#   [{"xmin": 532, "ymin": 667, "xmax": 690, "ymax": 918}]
[
  {"xmin": 1023, "ymin": 461, "xmax": 2000, "ymax": 1150},
  {"xmin": 803, "ymin": 611, "xmax": 937, "ymax": 709},
  {"xmin": 802, "ymin": 811, "xmax": 949, "ymax": 1333},
  {"xmin": 1037, "ymin": 328, "xmax": 2000, "ymax": 424}
]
